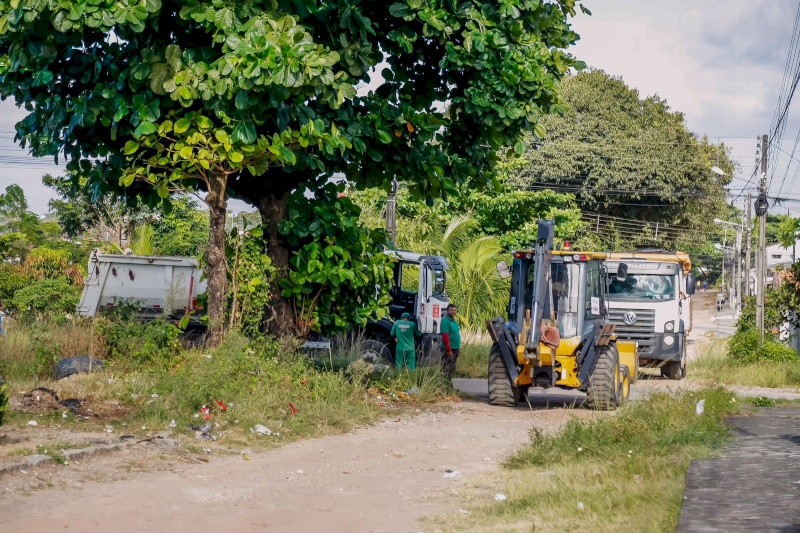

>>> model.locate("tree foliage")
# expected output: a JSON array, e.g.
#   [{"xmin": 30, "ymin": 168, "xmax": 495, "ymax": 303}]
[
  {"xmin": 278, "ymin": 186, "xmax": 393, "ymax": 336},
  {"xmin": 509, "ymin": 70, "xmax": 736, "ymax": 249},
  {"xmin": 0, "ymin": 0, "xmax": 586, "ymax": 338}
]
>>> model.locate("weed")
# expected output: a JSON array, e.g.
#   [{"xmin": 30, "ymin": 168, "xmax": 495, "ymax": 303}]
[
  {"xmin": 750, "ymin": 396, "xmax": 777, "ymax": 407},
  {"xmin": 35, "ymin": 444, "xmax": 67, "ymax": 465}
]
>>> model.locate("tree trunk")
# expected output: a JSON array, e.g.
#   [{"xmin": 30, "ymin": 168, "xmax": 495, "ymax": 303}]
[
  {"xmin": 205, "ymin": 173, "xmax": 229, "ymax": 346},
  {"xmin": 259, "ymin": 191, "xmax": 296, "ymax": 337}
]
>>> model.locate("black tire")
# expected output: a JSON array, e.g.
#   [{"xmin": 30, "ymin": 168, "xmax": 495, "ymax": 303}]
[
  {"xmin": 488, "ymin": 344, "xmax": 522, "ymax": 407},
  {"xmin": 586, "ymin": 344, "xmax": 620, "ymax": 411},
  {"xmin": 663, "ymin": 360, "xmax": 684, "ymax": 380},
  {"xmin": 53, "ymin": 355, "xmax": 104, "ymax": 380},
  {"xmin": 359, "ymin": 339, "xmax": 394, "ymax": 365}
]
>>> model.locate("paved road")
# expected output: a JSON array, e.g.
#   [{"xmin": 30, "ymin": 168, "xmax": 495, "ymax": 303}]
[{"xmin": 679, "ymin": 407, "xmax": 800, "ymax": 532}]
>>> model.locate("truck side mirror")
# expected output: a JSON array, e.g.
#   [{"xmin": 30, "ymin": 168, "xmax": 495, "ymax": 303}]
[
  {"xmin": 686, "ymin": 273, "xmax": 697, "ymax": 296},
  {"xmin": 616, "ymin": 263, "xmax": 628, "ymax": 282},
  {"xmin": 496, "ymin": 260, "xmax": 511, "ymax": 279}
]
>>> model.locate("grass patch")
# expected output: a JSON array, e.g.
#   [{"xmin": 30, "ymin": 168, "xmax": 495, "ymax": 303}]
[
  {"xmin": 690, "ymin": 338, "xmax": 800, "ymax": 389},
  {"xmin": 456, "ymin": 331, "xmax": 492, "ymax": 379},
  {"xmin": 440, "ymin": 387, "xmax": 739, "ymax": 532},
  {"xmin": 3, "ymin": 323, "xmax": 458, "ymax": 448}
]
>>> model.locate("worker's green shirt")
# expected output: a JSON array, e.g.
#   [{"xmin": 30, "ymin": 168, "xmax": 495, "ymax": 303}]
[
  {"xmin": 390, "ymin": 319, "xmax": 418, "ymax": 352},
  {"xmin": 440, "ymin": 315, "xmax": 461, "ymax": 350}
]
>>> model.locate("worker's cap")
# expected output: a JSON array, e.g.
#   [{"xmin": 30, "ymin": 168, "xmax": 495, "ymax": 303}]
[{"xmin": 401, "ymin": 312, "xmax": 412, "ymax": 319}]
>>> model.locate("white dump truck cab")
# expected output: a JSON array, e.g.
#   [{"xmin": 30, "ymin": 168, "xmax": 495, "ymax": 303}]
[
  {"xmin": 77, "ymin": 249, "xmax": 206, "ymax": 324},
  {"xmin": 603, "ymin": 251, "xmax": 696, "ymax": 380},
  {"xmin": 359, "ymin": 250, "xmax": 450, "ymax": 364}
]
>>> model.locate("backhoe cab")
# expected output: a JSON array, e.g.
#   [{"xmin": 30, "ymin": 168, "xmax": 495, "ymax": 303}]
[{"xmin": 487, "ymin": 220, "xmax": 637, "ymax": 410}]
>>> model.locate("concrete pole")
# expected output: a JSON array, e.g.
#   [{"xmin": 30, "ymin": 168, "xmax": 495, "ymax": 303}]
[{"xmin": 756, "ymin": 134, "xmax": 768, "ymax": 343}]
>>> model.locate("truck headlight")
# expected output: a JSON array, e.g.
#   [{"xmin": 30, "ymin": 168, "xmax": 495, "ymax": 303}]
[
  {"xmin": 664, "ymin": 335, "xmax": 675, "ymax": 346},
  {"xmin": 665, "ymin": 321, "xmax": 675, "ymax": 332}
]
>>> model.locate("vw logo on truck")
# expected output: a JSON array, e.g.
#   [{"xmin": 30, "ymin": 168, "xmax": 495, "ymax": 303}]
[{"xmin": 622, "ymin": 311, "xmax": 638, "ymax": 325}]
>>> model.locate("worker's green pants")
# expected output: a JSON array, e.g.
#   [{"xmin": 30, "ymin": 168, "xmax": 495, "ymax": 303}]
[{"xmin": 396, "ymin": 350, "xmax": 416, "ymax": 371}]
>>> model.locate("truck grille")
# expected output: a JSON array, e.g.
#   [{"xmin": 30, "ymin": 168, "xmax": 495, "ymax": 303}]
[{"xmin": 608, "ymin": 308, "xmax": 656, "ymax": 355}]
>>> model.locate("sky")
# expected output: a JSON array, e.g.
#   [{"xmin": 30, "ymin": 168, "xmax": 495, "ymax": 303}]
[{"xmin": 1, "ymin": 1, "xmax": 800, "ymax": 215}]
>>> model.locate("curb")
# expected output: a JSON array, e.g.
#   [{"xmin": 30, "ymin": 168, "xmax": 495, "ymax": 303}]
[{"xmin": 0, "ymin": 436, "xmax": 178, "ymax": 477}]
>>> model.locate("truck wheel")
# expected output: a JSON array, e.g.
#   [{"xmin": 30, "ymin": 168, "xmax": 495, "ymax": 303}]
[
  {"xmin": 488, "ymin": 344, "xmax": 522, "ymax": 407},
  {"xmin": 360, "ymin": 339, "xmax": 393, "ymax": 366},
  {"xmin": 586, "ymin": 345, "xmax": 620, "ymax": 411},
  {"xmin": 663, "ymin": 360, "xmax": 684, "ymax": 380}
]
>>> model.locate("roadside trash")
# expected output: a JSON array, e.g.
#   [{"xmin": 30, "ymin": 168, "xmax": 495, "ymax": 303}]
[
  {"xmin": 494, "ymin": 493, "xmax": 507, "ymax": 501},
  {"xmin": 151, "ymin": 393, "xmax": 159, "ymax": 398},
  {"xmin": 27, "ymin": 420, "xmax": 38, "ymax": 426},
  {"xmin": 444, "ymin": 470, "xmax": 460, "ymax": 479},
  {"xmin": 216, "ymin": 400, "xmax": 228, "ymax": 411},
  {"xmin": 242, "ymin": 454, "xmax": 251, "ymax": 461},
  {"xmin": 289, "ymin": 402, "xmax": 298, "ymax": 415},
  {"xmin": 53, "ymin": 355, "xmax": 104, "ymax": 380},
  {"xmin": 251, "ymin": 424, "xmax": 273, "ymax": 436},
  {"xmin": 203, "ymin": 448, "xmax": 211, "ymax": 454},
  {"xmin": 696, "ymin": 399, "xmax": 706, "ymax": 416},
  {"xmin": 296, "ymin": 469, "xmax": 304, "ymax": 475},
  {"xmin": 200, "ymin": 423, "xmax": 212, "ymax": 433},
  {"xmin": 201, "ymin": 405, "xmax": 211, "ymax": 420},
  {"xmin": 204, "ymin": 354, "xmax": 213, "ymax": 359},
  {"xmin": 405, "ymin": 386, "xmax": 420, "ymax": 395},
  {"xmin": 459, "ymin": 509, "xmax": 471, "ymax": 515},
  {"xmin": 577, "ymin": 502, "xmax": 585, "ymax": 510},
  {"xmin": 169, "ymin": 420, "xmax": 177, "ymax": 428}
]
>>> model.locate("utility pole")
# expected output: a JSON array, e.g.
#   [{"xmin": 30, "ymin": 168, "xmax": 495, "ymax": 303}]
[
  {"xmin": 756, "ymin": 134, "xmax": 768, "ymax": 343},
  {"xmin": 745, "ymin": 193, "xmax": 752, "ymax": 298},
  {"xmin": 386, "ymin": 179, "xmax": 398, "ymax": 245}
]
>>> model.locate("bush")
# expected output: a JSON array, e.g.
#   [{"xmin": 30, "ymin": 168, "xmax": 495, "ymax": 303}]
[
  {"xmin": 98, "ymin": 316, "xmax": 182, "ymax": 368},
  {"xmin": 727, "ymin": 329, "xmax": 799, "ymax": 364},
  {"xmin": 10, "ymin": 278, "xmax": 81, "ymax": 321},
  {"xmin": 0, "ymin": 376, "xmax": 7, "ymax": 427}
]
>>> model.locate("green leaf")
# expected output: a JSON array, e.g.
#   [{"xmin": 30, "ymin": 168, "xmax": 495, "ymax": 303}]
[
  {"xmin": 124, "ymin": 140, "xmax": 140, "ymax": 155},
  {"xmin": 195, "ymin": 115, "xmax": 213, "ymax": 130},
  {"xmin": 229, "ymin": 151, "xmax": 244, "ymax": 163},
  {"xmin": 174, "ymin": 118, "xmax": 192, "ymax": 134},
  {"xmin": 533, "ymin": 123, "xmax": 546, "ymax": 139},
  {"xmin": 235, "ymin": 90, "xmax": 249, "ymax": 110},
  {"xmin": 215, "ymin": 130, "xmax": 230, "ymax": 144},
  {"xmin": 514, "ymin": 140, "xmax": 525, "ymax": 155},
  {"xmin": 134, "ymin": 121, "xmax": 157, "ymax": 138},
  {"xmin": 232, "ymin": 120, "xmax": 257, "ymax": 144},
  {"xmin": 376, "ymin": 130, "xmax": 392, "ymax": 144},
  {"xmin": 143, "ymin": 0, "xmax": 161, "ymax": 13}
]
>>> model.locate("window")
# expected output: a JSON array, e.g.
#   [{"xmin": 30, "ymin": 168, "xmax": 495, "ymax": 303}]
[
  {"xmin": 608, "ymin": 274, "xmax": 676, "ymax": 301},
  {"xmin": 432, "ymin": 268, "xmax": 446, "ymax": 295},
  {"xmin": 585, "ymin": 261, "xmax": 602, "ymax": 319},
  {"xmin": 400, "ymin": 263, "xmax": 420, "ymax": 293},
  {"xmin": 772, "ymin": 254, "xmax": 783, "ymax": 259}
]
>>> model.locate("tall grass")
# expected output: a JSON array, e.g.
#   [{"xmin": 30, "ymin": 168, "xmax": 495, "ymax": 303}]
[
  {"xmin": 438, "ymin": 387, "xmax": 739, "ymax": 532},
  {"xmin": 690, "ymin": 338, "xmax": 800, "ymax": 389},
  {"xmin": 0, "ymin": 319, "xmax": 105, "ymax": 379},
  {"xmin": 456, "ymin": 330, "xmax": 493, "ymax": 379}
]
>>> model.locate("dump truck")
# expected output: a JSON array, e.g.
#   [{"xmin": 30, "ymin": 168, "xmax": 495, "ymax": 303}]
[
  {"xmin": 487, "ymin": 221, "xmax": 637, "ymax": 410},
  {"xmin": 603, "ymin": 251, "xmax": 696, "ymax": 380},
  {"xmin": 76, "ymin": 249, "xmax": 206, "ymax": 323},
  {"xmin": 358, "ymin": 250, "xmax": 450, "ymax": 365}
]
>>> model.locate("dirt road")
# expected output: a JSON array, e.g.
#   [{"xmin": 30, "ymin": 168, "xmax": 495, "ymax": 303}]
[
  {"xmin": 0, "ymin": 292, "xmax": 727, "ymax": 532},
  {"xmin": 0, "ymin": 400, "xmax": 596, "ymax": 533}
]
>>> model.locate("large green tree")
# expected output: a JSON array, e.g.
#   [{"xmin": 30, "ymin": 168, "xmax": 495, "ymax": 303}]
[
  {"xmin": 0, "ymin": 0, "xmax": 586, "ymax": 340},
  {"xmin": 510, "ymin": 70, "xmax": 736, "ymax": 249}
]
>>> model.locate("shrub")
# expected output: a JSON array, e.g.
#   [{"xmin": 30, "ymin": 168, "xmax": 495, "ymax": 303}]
[
  {"xmin": 99, "ymin": 316, "xmax": 182, "ymax": 368},
  {"xmin": 727, "ymin": 329, "xmax": 799, "ymax": 364},
  {"xmin": 10, "ymin": 278, "xmax": 81, "ymax": 321}
]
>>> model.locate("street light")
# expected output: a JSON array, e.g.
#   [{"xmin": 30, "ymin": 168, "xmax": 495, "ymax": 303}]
[{"xmin": 711, "ymin": 166, "xmax": 726, "ymax": 176}]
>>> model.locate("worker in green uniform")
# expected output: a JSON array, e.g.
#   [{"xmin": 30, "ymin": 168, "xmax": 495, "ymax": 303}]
[
  {"xmin": 440, "ymin": 303, "xmax": 461, "ymax": 379},
  {"xmin": 391, "ymin": 312, "xmax": 420, "ymax": 371}
]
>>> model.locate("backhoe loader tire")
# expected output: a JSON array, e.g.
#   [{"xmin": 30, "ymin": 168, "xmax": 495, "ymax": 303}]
[
  {"xmin": 586, "ymin": 344, "xmax": 620, "ymax": 411},
  {"xmin": 488, "ymin": 344, "xmax": 522, "ymax": 407}
]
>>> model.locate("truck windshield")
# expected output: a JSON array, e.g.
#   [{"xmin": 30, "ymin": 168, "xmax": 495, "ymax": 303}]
[
  {"xmin": 524, "ymin": 262, "xmax": 580, "ymax": 339},
  {"xmin": 608, "ymin": 274, "xmax": 676, "ymax": 300}
]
